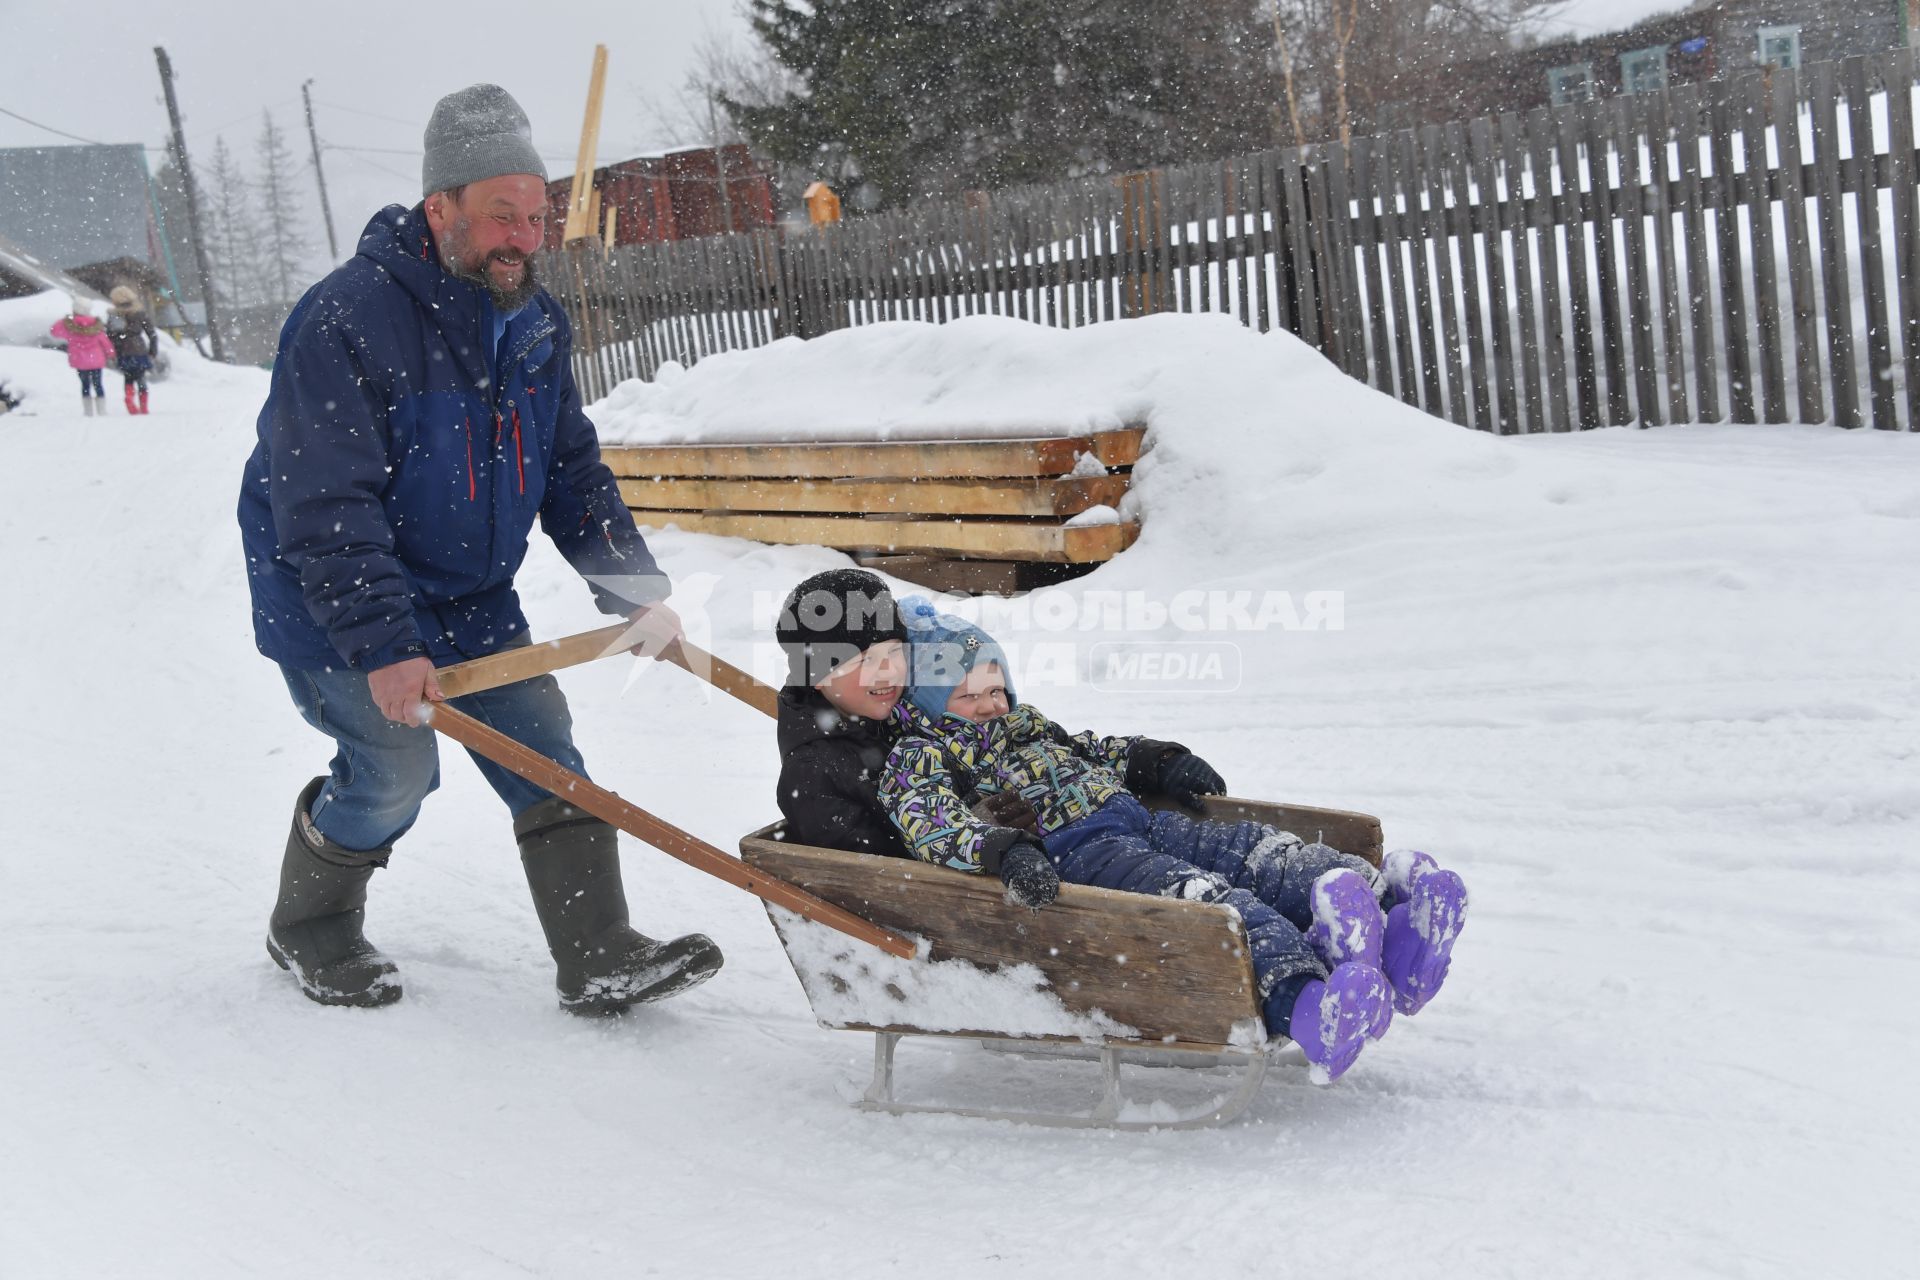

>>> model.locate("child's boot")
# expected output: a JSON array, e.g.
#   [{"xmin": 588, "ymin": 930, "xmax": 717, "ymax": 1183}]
[
  {"xmin": 1381, "ymin": 850, "xmax": 1468, "ymax": 1015},
  {"xmin": 1305, "ymin": 867, "xmax": 1391, "ymax": 1038},
  {"xmin": 137, "ymin": 387, "xmax": 149, "ymax": 415},
  {"xmin": 123, "ymin": 383, "xmax": 137, "ymax": 415},
  {"xmin": 1271, "ymin": 961, "xmax": 1391, "ymax": 1084}
]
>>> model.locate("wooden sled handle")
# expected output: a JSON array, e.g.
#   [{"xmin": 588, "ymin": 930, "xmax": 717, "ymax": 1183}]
[
  {"xmin": 434, "ymin": 624, "xmax": 778, "ymax": 718},
  {"xmin": 422, "ymin": 702, "xmax": 914, "ymax": 959}
]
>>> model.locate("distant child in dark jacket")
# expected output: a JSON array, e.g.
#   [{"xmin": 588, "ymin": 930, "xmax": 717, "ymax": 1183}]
[
  {"xmin": 106, "ymin": 286, "xmax": 159, "ymax": 416},
  {"xmin": 878, "ymin": 598, "xmax": 1469, "ymax": 1083}
]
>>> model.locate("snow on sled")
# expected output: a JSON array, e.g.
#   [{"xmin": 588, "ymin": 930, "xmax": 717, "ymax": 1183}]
[{"xmin": 740, "ymin": 795, "xmax": 1383, "ymax": 1130}]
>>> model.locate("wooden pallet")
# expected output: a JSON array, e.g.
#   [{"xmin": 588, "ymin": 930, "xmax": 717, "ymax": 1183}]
[{"xmin": 601, "ymin": 427, "xmax": 1146, "ymax": 591}]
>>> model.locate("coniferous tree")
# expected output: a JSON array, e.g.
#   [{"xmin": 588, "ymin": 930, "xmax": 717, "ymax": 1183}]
[
  {"xmin": 253, "ymin": 111, "xmax": 310, "ymax": 307},
  {"xmin": 206, "ymin": 136, "xmax": 266, "ymax": 310},
  {"xmin": 147, "ymin": 159, "xmax": 202, "ymax": 303},
  {"xmin": 725, "ymin": 0, "xmax": 1272, "ymax": 207}
]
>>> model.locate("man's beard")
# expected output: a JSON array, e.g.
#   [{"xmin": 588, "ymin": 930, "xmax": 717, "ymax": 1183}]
[{"xmin": 442, "ymin": 218, "xmax": 541, "ymax": 312}]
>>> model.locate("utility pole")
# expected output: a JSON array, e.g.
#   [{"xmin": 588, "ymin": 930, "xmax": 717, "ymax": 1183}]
[
  {"xmin": 154, "ymin": 47, "xmax": 226, "ymax": 363},
  {"xmin": 707, "ymin": 98, "xmax": 735, "ymax": 236},
  {"xmin": 301, "ymin": 80, "xmax": 340, "ymax": 261}
]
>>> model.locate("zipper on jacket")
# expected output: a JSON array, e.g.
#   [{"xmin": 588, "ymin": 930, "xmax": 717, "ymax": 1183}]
[{"xmin": 510, "ymin": 402, "xmax": 525, "ymax": 494}]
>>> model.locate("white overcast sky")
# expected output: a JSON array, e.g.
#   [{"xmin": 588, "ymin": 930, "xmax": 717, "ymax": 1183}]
[{"xmin": 2, "ymin": 0, "xmax": 755, "ymax": 265}]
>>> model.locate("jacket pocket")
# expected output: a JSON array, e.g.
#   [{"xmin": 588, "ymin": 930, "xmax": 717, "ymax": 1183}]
[{"xmin": 384, "ymin": 390, "xmax": 494, "ymax": 592}]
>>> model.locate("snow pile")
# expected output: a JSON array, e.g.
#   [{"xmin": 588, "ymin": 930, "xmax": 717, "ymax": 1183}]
[
  {"xmin": 769, "ymin": 907, "xmax": 1138, "ymax": 1041},
  {"xmin": 0, "ymin": 289, "xmax": 77, "ymax": 348}
]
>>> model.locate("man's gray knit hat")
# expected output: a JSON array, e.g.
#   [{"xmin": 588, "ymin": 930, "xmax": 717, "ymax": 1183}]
[{"xmin": 421, "ymin": 84, "xmax": 548, "ymax": 197}]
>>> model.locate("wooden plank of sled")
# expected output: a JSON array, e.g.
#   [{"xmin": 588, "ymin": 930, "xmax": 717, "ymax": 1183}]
[
  {"xmin": 1141, "ymin": 794, "xmax": 1384, "ymax": 866},
  {"xmin": 740, "ymin": 794, "xmax": 1385, "ymax": 1048},
  {"xmin": 616, "ymin": 474, "xmax": 1129, "ymax": 518},
  {"xmin": 627, "ymin": 510, "xmax": 1139, "ymax": 563},
  {"xmin": 740, "ymin": 828, "xmax": 1258, "ymax": 1049},
  {"xmin": 600, "ymin": 427, "xmax": 1146, "ymax": 480}
]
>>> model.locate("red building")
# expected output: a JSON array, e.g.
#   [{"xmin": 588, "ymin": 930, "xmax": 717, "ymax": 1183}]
[{"xmin": 543, "ymin": 144, "xmax": 775, "ymax": 251}]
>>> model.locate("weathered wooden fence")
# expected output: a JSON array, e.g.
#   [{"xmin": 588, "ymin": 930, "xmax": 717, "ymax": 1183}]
[{"xmin": 550, "ymin": 50, "xmax": 1920, "ymax": 432}]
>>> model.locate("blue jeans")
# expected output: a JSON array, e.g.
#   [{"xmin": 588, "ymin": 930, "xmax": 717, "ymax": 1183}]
[
  {"xmin": 280, "ymin": 640, "xmax": 588, "ymax": 852},
  {"xmin": 76, "ymin": 368, "xmax": 103, "ymax": 397}
]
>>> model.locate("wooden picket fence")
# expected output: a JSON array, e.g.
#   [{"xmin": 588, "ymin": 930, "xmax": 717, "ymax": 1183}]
[{"xmin": 551, "ymin": 49, "xmax": 1920, "ymax": 433}]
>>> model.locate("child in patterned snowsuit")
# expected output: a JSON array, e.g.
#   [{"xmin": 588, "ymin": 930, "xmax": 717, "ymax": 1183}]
[{"xmin": 878, "ymin": 598, "xmax": 1468, "ymax": 1083}]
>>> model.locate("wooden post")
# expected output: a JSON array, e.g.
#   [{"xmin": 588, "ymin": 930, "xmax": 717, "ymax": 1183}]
[
  {"xmin": 153, "ymin": 47, "xmax": 226, "ymax": 363},
  {"xmin": 563, "ymin": 44, "xmax": 608, "ymax": 244}
]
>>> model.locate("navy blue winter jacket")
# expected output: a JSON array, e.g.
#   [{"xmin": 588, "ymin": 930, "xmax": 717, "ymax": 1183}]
[{"xmin": 239, "ymin": 204, "xmax": 666, "ymax": 671}]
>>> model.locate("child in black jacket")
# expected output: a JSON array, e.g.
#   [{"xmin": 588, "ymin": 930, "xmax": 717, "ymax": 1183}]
[{"xmin": 772, "ymin": 569, "xmax": 914, "ymax": 858}]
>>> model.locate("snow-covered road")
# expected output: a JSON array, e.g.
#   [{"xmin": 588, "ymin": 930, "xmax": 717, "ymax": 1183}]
[{"xmin": 1, "ymin": 314, "xmax": 1914, "ymax": 1278}]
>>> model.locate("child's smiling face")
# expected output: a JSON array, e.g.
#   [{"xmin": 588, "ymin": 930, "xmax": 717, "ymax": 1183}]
[
  {"xmin": 814, "ymin": 639, "xmax": 908, "ymax": 720},
  {"xmin": 944, "ymin": 662, "xmax": 1010, "ymax": 724}
]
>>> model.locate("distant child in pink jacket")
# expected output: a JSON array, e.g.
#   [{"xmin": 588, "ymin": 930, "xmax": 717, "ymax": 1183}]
[{"xmin": 50, "ymin": 301, "xmax": 116, "ymax": 417}]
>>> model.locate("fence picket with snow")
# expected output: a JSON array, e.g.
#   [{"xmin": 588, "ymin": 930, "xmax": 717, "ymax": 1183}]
[{"xmin": 549, "ymin": 50, "xmax": 1919, "ymax": 434}]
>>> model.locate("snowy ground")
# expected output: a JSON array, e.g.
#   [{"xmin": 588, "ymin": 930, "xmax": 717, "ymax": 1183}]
[{"xmin": 1, "ymin": 310, "xmax": 1916, "ymax": 1278}]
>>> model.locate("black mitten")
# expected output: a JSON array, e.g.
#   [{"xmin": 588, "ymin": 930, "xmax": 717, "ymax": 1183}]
[
  {"xmin": 1159, "ymin": 751, "xmax": 1226, "ymax": 809},
  {"xmin": 998, "ymin": 841, "xmax": 1061, "ymax": 910}
]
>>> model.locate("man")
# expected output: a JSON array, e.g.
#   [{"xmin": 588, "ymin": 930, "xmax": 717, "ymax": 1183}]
[{"xmin": 238, "ymin": 84, "xmax": 722, "ymax": 1014}]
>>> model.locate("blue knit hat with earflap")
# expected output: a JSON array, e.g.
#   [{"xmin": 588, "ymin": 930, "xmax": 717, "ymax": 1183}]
[{"xmin": 901, "ymin": 596, "xmax": 1017, "ymax": 722}]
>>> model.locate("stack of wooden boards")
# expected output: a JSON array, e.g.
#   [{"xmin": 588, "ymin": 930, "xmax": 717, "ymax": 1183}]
[{"xmin": 600, "ymin": 426, "xmax": 1146, "ymax": 593}]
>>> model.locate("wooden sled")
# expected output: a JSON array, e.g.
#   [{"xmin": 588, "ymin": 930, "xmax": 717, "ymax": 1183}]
[{"xmin": 741, "ymin": 796, "xmax": 1383, "ymax": 1129}]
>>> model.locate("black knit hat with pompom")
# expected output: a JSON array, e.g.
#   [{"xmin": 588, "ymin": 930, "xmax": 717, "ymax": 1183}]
[{"xmin": 775, "ymin": 569, "xmax": 908, "ymax": 687}]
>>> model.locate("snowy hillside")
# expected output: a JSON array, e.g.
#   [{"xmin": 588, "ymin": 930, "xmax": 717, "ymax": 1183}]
[{"xmin": 1, "ymin": 304, "xmax": 1915, "ymax": 1278}]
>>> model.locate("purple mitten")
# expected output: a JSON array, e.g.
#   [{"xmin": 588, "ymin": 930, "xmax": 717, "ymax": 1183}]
[
  {"xmin": 1287, "ymin": 961, "xmax": 1391, "ymax": 1085},
  {"xmin": 1381, "ymin": 864, "xmax": 1468, "ymax": 1015}
]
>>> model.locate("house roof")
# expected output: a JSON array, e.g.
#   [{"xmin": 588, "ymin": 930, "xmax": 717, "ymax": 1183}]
[
  {"xmin": 0, "ymin": 144, "xmax": 156, "ymax": 271},
  {"xmin": 0, "ymin": 229, "xmax": 104, "ymax": 300}
]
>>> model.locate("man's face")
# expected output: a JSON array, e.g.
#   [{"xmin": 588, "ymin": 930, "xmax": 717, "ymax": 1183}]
[
  {"xmin": 425, "ymin": 175, "xmax": 548, "ymax": 310},
  {"xmin": 814, "ymin": 640, "xmax": 908, "ymax": 721}
]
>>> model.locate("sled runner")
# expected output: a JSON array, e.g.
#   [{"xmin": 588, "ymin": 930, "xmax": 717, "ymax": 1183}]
[{"xmin": 741, "ymin": 797, "xmax": 1383, "ymax": 1129}]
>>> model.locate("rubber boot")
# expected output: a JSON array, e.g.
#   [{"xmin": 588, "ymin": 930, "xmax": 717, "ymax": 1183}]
[
  {"xmin": 516, "ymin": 796, "xmax": 723, "ymax": 1015},
  {"xmin": 1380, "ymin": 850, "xmax": 1468, "ymax": 1016},
  {"xmin": 80, "ymin": 396, "xmax": 93, "ymax": 417},
  {"xmin": 123, "ymin": 383, "xmax": 137, "ymax": 415},
  {"xmin": 1306, "ymin": 868, "xmax": 1392, "ymax": 1039},
  {"xmin": 137, "ymin": 387, "xmax": 149, "ymax": 415},
  {"xmin": 266, "ymin": 777, "xmax": 402, "ymax": 1007},
  {"xmin": 1272, "ymin": 961, "xmax": 1391, "ymax": 1085}
]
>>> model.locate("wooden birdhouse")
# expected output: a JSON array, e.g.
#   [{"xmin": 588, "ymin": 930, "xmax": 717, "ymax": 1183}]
[{"xmin": 803, "ymin": 182, "xmax": 842, "ymax": 226}]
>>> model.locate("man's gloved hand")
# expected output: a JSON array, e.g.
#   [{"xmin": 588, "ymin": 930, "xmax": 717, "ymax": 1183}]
[
  {"xmin": 998, "ymin": 841, "xmax": 1061, "ymax": 910},
  {"xmin": 1161, "ymin": 751, "xmax": 1226, "ymax": 808}
]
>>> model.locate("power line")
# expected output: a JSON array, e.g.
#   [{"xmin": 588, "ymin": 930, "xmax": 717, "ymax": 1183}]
[
  {"xmin": 324, "ymin": 140, "xmax": 582, "ymax": 163},
  {"xmin": 186, "ymin": 97, "xmax": 304, "ymax": 145},
  {"xmin": 315, "ymin": 99, "xmax": 420, "ymax": 129},
  {"xmin": 0, "ymin": 105, "xmax": 110, "ymax": 146},
  {"xmin": 332, "ymin": 147, "xmax": 415, "ymax": 183}
]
